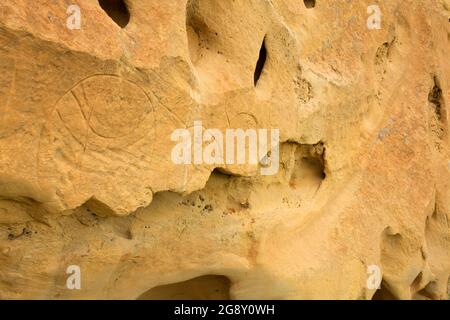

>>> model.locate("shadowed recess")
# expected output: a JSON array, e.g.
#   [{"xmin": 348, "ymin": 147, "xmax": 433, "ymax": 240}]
[
  {"xmin": 98, "ymin": 0, "xmax": 130, "ymax": 28},
  {"xmin": 137, "ymin": 275, "xmax": 231, "ymax": 300},
  {"xmin": 372, "ymin": 281, "xmax": 397, "ymax": 300},
  {"xmin": 254, "ymin": 38, "xmax": 267, "ymax": 86},
  {"xmin": 304, "ymin": 0, "xmax": 316, "ymax": 9}
]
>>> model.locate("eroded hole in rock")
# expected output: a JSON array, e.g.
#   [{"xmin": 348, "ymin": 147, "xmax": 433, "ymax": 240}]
[
  {"xmin": 186, "ymin": 0, "xmax": 219, "ymax": 64},
  {"xmin": 85, "ymin": 197, "xmax": 116, "ymax": 217},
  {"xmin": 98, "ymin": 0, "xmax": 130, "ymax": 28},
  {"xmin": 304, "ymin": 0, "xmax": 316, "ymax": 9},
  {"xmin": 137, "ymin": 275, "xmax": 231, "ymax": 300},
  {"xmin": 287, "ymin": 143, "xmax": 326, "ymax": 197},
  {"xmin": 372, "ymin": 281, "xmax": 397, "ymax": 300},
  {"xmin": 254, "ymin": 38, "xmax": 267, "ymax": 86},
  {"xmin": 301, "ymin": 157, "xmax": 326, "ymax": 180},
  {"xmin": 374, "ymin": 38, "xmax": 397, "ymax": 81},
  {"xmin": 415, "ymin": 281, "xmax": 440, "ymax": 300},
  {"xmin": 375, "ymin": 42, "xmax": 391, "ymax": 66},
  {"xmin": 428, "ymin": 76, "xmax": 443, "ymax": 121},
  {"xmin": 310, "ymin": 142, "xmax": 326, "ymax": 179}
]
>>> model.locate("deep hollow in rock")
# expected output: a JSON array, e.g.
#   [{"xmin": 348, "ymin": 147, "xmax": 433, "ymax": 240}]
[
  {"xmin": 372, "ymin": 281, "xmax": 397, "ymax": 300},
  {"xmin": 98, "ymin": 0, "xmax": 130, "ymax": 28},
  {"xmin": 304, "ymin": 0, "xmax": 316, "ymax": 9},
  {"xmin": 254, "ymin": 38, "xmax": 267, "ymax": 86}
]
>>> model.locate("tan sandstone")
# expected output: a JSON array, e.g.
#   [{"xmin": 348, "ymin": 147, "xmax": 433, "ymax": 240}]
[{"xmin": 0, "ymin": 0, "xmax": 449, "ymax": 299}]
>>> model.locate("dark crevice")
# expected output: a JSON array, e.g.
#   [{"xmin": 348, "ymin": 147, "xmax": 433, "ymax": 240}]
[
  {"xmin": 254, "ymin": 38, "xmax": 267, "ymax": 86},
  {"xmin": 428, "ymin": 76, "xmax": 443, "ymax": 120},
  {"xmin": 288, "ymin": 142, "xmax": 326, "ymax": 191},
  {"xmin": 98, "ymin": 0, "xmax": 130, "ymax": 28},
  {"xmin": 304, "ymin": 0, "xmax": 316, "ymax": 9},
  {"xmin": 303, "ymin": 142, "xmax": 326, "ymax": 180}
]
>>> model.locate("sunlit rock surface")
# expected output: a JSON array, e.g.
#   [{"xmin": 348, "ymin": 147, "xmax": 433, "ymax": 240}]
[{"xmin": 0, "ymin": 0, "xmax": 449, "ymax": 299}]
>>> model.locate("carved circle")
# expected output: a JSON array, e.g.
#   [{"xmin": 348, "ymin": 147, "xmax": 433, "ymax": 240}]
[
  {"xmin": 66, "ymin": 75, "xmax": 154, "ymax": 140},
  {"xmin": 37, "ymin": 75, "xmax": 157, "ymax": 207}
]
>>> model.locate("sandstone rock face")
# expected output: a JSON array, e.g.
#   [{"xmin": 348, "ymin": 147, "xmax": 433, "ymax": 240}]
[{"xmin": 0, "ymin": 0, "xmax": 449, "ymax": 300}]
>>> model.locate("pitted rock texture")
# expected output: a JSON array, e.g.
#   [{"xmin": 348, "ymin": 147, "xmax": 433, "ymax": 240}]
[{"xmin": 0, "ymin": 0, "xmax": 450, "ymax": 299}]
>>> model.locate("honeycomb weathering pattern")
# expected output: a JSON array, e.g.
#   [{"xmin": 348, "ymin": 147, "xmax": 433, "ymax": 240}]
[{"xmin": 0, "ymin": 0, "xmax": 449, "ymax": 299}]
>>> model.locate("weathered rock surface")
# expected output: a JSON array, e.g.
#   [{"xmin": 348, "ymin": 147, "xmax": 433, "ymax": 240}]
[{"xmin": 0, "ymin": 0, "xmax": 449, "ymax": 299}]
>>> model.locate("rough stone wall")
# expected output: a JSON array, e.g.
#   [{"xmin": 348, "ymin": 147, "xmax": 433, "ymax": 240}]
[{"xmin": 0, "ymin": 0, "xmax": 449, "ymax": 299}]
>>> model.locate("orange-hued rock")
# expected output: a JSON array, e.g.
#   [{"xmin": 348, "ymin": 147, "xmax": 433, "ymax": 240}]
[{"xmin": 0, "ymin": 0, "xmax": 449, "ymax": 299}]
